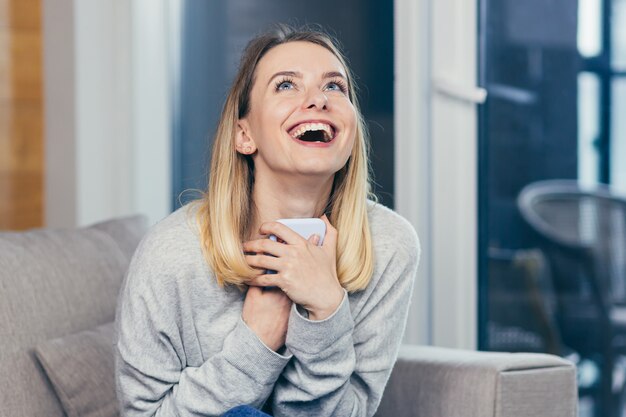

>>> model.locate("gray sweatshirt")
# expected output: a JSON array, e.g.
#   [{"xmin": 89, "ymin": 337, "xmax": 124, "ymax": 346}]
[{"xmin": 115, "ymin": 200, "xmax": 420, "ymax": 417}]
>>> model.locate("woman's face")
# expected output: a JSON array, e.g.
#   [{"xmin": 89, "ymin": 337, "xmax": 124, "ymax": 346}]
[{"xmin": 238, "ymin": 41, "xmax": 357, "ymax": 179}]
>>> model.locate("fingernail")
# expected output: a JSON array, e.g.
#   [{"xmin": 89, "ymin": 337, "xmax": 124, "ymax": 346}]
[{"xmin": 312, "ymin": 234, "xmax": 320, "ymax": 245}]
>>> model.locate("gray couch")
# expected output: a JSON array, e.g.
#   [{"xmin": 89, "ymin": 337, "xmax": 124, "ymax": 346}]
[{"xmin": 0, "ymin": 214, "xmax": 578, "ymax": 417}]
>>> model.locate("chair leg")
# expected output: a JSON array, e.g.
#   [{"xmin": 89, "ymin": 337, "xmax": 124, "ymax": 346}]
[
  {"xmin": 600, "ymin": 351, "xmax": 614, "ymax": 417},
  {"xmin": 616, "ymin": 383, "xmax": 626, "ymax": 417}
]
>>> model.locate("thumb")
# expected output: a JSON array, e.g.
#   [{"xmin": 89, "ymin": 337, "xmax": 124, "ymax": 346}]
[
  {"xmin": 320, "ymin": 214, "xmax": 337, "ymax": 248},
  {"xmin": 308, "ymin": 234, "xmax": 320, "ymax": 245}
]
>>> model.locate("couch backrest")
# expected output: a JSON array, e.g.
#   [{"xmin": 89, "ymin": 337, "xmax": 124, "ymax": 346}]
[{"xmin": 0, "ymin": 215, "xmax": 147, "ymax": 417}]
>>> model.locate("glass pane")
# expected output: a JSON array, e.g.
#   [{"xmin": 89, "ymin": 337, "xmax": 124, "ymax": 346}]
[
  {"xmin": 578, "ymin": 72, "xmax": 601, "ymax": 186},
  {"xmin": 479, "ymin": 0, "xmax": 626, "ymax": 416},
  {"xmin": 612, "ymin": 0, "xmax": 626, "ymax": 70},
  {"xmin": 612, "ymin": 78, "xmax": 626, "ymax": 193},
  {"xmin": 578, "ymin": 0, "xmax": 603, "ymax": 58}
]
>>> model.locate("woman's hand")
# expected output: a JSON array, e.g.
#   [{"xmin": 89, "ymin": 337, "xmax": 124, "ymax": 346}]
[
  {"xmin": 242, "ymin": 286, "xmax": 292, "ymax": 352},
  {"xmin": 243, "ymin": 215, "xmax": 345, "ymax": 321}
]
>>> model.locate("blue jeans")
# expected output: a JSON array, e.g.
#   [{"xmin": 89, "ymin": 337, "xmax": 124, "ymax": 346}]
[{"xmin": 222, "ymin": 405, "xmax": 272, "ymax": 417}]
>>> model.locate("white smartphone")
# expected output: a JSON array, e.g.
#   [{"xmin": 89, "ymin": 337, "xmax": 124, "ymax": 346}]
[
  {"xmin": 266, "ymin": 218, "xmax": 326, "ymax": 275},
  {"xmin": 269, "ymin": 218, "xmax": 326, "ymax": 245}
]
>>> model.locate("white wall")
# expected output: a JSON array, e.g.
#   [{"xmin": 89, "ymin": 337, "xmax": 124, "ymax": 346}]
[
  {"xmin": 430, "ymin": 0, "xmax": 482, "ymax": 349},
  {"xmin": 43, "ymin": 0, "xmax": 172, "ymax": 228},
  {"xmin": 131, "ymin": 0, "xmax": 174, "ymax": 227},
  {"xmin": 74, "ymin": 0, "xmax": 134, "ymax": 227},
  {"xmin": 394, "ymin": 0, "xmax": 432, "ymax": 345}
]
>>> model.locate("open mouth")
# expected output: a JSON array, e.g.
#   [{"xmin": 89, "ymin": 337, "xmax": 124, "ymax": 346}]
[{"xmin": 288, "ymin": 122, "xmax": 336, "ymax": 143}]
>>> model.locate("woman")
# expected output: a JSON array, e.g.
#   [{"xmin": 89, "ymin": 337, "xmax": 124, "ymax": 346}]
[{"xmin": 115, "ymin": 25, "xmax": 420, "ymax": 417}]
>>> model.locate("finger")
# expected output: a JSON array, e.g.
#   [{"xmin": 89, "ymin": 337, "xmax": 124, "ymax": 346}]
[
  {"xmin": 246, "ymin": 285, "xmax": 259, "ymax": 293},
  {"xmin": 245, "ymin": 254, "xmax": 281, "ymax": 271},
  {"xmin": 248, "ymin": 274, "xmax": 282, "ymax": 288},
  {"xmin": 245, "ymin": 285, "xmax": 262, "ymax": 297},
  {"xmin": 308, "ymin": 234, "xmax": 320, "ymax": 246},
  {"xmin": 320, "ymin": 214, "xmax": 338, "ymax": 248},
  {"xmin": 259, "ymin": 221, "xmax": 305, "ymax": 245},
  {"xmin": 242, "ymin": 238, "xmax": 288, "ymax": 257}
]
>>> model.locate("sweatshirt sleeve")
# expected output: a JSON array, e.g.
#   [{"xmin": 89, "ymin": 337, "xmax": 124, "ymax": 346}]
[
  {"xmin": 114, "ymin": 244, "xmax": 292, "ymax": 417},
  {"xmin": 270, "ymin": 233, "xmax": 420, "ymax": 417}
]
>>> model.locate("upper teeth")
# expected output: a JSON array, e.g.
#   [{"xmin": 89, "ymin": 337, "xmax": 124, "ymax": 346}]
[{"xmin": 290, "ymin": 123, "xmax": 334, "ymax": 141}]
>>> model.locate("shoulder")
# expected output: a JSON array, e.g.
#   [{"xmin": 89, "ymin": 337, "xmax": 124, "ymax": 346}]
[
  {"xmin": 366, "ymin": 199, "xmax": 421, "ymax": 262},
  {"xmin": 126, "ymin": 201, "xmax": 205, "ymax": 287},
  {"xmin": 140, "ymin": 201, "xmax": 201, "ymax": 248},
  {"xmin": 367, "ymin": 200, "xmax": 421, "ymax": 275},
  {"xmin": 347, "ymin": 200, "xmax": 420, "ymax": 314}
]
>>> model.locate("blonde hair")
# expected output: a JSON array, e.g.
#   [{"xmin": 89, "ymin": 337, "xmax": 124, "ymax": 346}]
[{"xmin": 194, "ymin": 24, "xmax": 377, "ymax": 292}]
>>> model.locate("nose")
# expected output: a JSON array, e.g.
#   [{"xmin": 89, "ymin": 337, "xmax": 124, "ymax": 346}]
[{"xmin": 304, "ymin": 90, "xmax": 328, "ymax": 110}]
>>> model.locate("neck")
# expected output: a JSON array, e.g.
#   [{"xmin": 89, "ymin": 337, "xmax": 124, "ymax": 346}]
[{"xmin": 247, "ymin": 171, "xmax": 334, "ymax": 240}]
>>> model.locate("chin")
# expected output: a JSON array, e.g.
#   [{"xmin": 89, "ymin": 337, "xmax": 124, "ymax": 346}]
[
  {"xmin": 295, "ymin": 163, "xmax": 342, "ymax": 177},
  {"xmin": 305, "ymin": 152, "xmax": 349, "ymax": 167}
]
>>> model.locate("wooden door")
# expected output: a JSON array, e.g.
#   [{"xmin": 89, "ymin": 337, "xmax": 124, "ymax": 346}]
[{"xmin": 0, "ymin": 0, "xmax": 44, "ymax": 230}]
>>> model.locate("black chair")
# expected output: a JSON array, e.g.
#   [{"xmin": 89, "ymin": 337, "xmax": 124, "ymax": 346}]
[{"xmin": 518, "ymin": 179, "xmax": 626, "ymax": 417}]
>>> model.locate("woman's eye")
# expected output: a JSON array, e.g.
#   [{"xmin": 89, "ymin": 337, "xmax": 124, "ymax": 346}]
[
  {"xmin": 276, "ymin": 81, "xmax": 294, "ymax": 91},
  {"xmin": 325, "ymin": 81, "xmax": 347, "ymax": 93}
]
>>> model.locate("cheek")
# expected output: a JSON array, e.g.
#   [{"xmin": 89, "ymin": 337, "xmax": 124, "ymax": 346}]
[
  {"xmin": 343, "ymin": 115, "xmax": 359, "ymax": 161},
  {"xmin": 342, "ymin": 108, "xmax": 358, "ymax": 145},
  {"xmin": 248, "ymin": 93, "xmax": 294, "ymax": 135},
  {"xmin": 337, "ymin": 100, "xmax": 357, "ymax": 128},
  {"xmin": 256, "ymin": 103, "xmax": 294, "ymax": 140}
]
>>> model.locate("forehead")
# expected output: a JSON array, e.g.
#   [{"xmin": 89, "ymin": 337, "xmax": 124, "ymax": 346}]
[{"xmin": 255, "ymin": 41, "xmax": 347, "ymax": 80}]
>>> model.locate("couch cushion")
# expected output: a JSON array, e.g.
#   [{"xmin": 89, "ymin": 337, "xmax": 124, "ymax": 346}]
[
  {"xmin": 35, "ymin": 322, "xmax": 117, "ymax": 417},
  {"xmin": 0, "ymin": 215, "xmax": 147, "ymax": 417}
]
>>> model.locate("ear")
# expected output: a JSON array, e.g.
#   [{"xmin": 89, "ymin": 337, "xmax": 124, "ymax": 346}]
[{"xmin": 235, "ymin": 119, "xmax": 257, "ymax": 155}]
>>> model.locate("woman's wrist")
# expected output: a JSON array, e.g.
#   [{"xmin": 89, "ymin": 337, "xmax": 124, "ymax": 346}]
[{"xmin": 307, "ymin": 287, "xmax": 345, "ymax": 321}]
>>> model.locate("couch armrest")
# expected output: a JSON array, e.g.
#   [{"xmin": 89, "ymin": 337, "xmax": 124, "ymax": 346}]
[{"xmin": 375, "ymin": 345, "xmax": 577, "ymax": 417}]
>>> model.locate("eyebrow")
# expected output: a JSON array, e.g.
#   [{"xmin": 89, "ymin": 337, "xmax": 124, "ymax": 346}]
[{"xmin": 267, "ymin": 70, "xmax": 347, "ymax": 86}]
